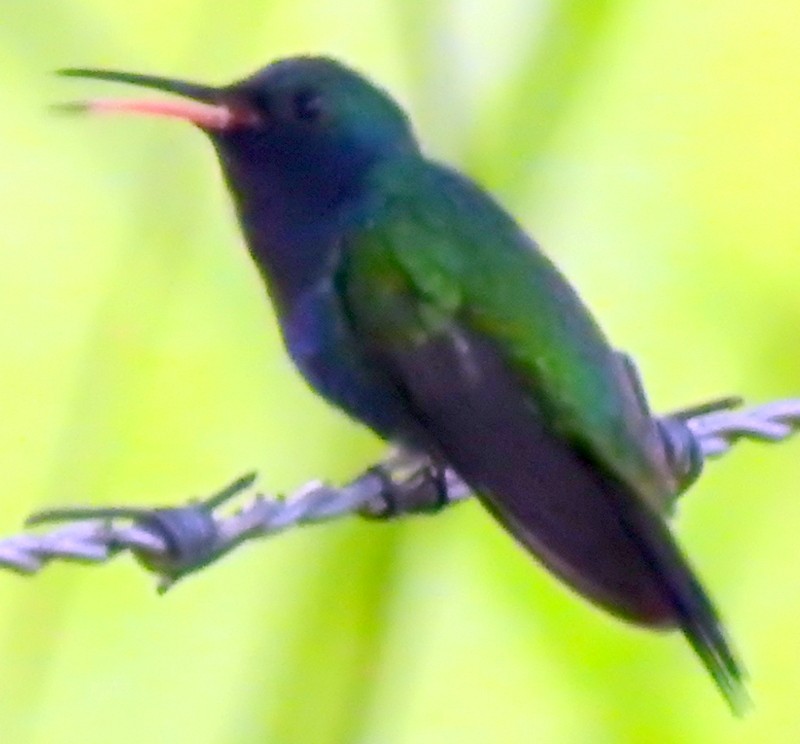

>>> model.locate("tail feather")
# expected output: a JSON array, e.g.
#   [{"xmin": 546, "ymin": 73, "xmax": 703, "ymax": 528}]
[
  {"xmin": 608, "ymin": 482, "xmax": 749, "ymax": 713},
  {"xmin": 376, "ymin": 327, "xmax": 748, "ymax": 710}
]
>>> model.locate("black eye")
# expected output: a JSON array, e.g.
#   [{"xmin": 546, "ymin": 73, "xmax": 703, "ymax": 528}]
[{"xmin": 291, "ymin": 89, "xmax": 325, "ymax": 123}]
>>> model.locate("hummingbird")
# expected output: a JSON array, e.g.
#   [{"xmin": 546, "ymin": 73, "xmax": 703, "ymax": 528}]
[{"xmin": 59, "ymin": 56, "xmax": 745, "ymax": 709}]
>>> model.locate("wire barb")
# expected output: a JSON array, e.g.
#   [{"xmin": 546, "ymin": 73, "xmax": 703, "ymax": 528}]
[{"xmin": 4, "ymin": 398, "xmax": 800, "ymax": 587}]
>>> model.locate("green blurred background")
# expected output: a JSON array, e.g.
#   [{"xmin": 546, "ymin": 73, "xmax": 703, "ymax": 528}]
[{"xmin": 2, "ymin": 1, "xmax": 800, "ymax": 742}]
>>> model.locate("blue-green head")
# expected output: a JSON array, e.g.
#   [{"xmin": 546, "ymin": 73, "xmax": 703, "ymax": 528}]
[
  {"xmin": 60, "ymin": 56, "xmax": 422, "ymax": 298},
  {"xmin": 60, "ymin": 56, "xmax": 419, "ymax": 229},
  {"xmin": 218, "ymin": 57, "xmax": 418, "ymax": 207}
]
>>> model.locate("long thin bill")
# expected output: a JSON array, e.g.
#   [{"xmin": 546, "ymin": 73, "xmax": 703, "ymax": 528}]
[
  {"xmin": 58, "ymin": 68, "xmax": 219, "ymax": 102},
  {"xmin": 58, "ymin": 97, "xmax": 244, "ymax": 130},
  {"xmin": 57, "ymin": 68, "xmax": 257, "ymax": 130}
]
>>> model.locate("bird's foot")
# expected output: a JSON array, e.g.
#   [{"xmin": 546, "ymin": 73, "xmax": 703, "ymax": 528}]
[{"xmin": 359, "ymin": 457, "xmax": 460, "ymax": 519}]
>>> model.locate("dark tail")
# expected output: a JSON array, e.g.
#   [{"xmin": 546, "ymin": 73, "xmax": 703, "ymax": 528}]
[
  {"xmin": 376, "ymin": 328, "xmax": 748, "ymax": 712},
  {"xmin": 607, "ymin": 483, "xmax": 749, "ymax": 714}
]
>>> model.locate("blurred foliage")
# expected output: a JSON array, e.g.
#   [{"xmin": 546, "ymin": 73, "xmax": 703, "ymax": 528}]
[{"xmin": 2, "ymin": 1, "xmax": 800, "ymax": 742}]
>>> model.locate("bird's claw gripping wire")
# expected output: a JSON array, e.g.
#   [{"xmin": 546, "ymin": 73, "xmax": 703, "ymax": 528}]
[
  {"xmin": 359, "ymin": 450, "xmax": 462, "ymax": 519},
  {"xmin": 5, "ymin": 397, "xmax": 800, "ymax": 588}
]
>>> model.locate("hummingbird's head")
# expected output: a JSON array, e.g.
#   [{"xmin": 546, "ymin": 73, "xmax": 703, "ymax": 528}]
[{"xmin": 59, "ymin": 57, "xmax": 419, "ymax": 220}]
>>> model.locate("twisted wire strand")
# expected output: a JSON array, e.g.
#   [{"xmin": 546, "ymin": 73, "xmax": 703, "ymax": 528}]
[{"xmin": 3, "ymin": 398, "xmax": 799, "ymax": 591}]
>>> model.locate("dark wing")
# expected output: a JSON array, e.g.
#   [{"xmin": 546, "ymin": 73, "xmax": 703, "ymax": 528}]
[{"xmin": 339, "ymin": 163, "xmax": 745, "ymax": 709}]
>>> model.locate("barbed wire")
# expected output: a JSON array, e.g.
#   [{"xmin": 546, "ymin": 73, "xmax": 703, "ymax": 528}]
[{"xmin": 3, "ymin": 397, "xmax": 799, "ymax": 592}]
